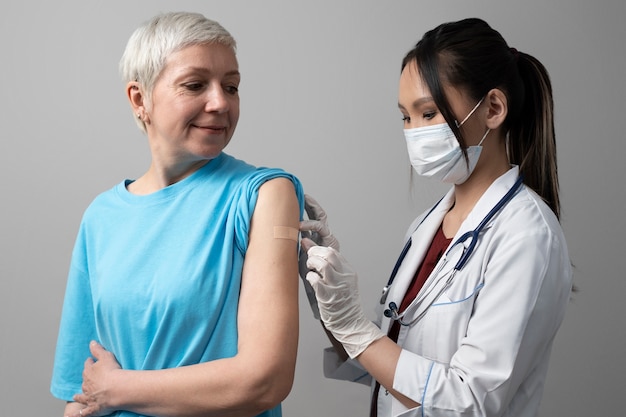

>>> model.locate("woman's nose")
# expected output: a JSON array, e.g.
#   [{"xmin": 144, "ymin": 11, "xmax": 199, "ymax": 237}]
[{"xmin": 204, "ymin": 85, "xmax": 230, "ymax": 113}]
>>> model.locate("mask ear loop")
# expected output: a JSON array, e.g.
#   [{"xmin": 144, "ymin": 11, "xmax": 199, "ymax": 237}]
[
  {"xmin": 455, "ymin": 96, "xmax": 486, "ymax": 128},
  {"xmin": 477, "ymin": 128, "xmax": 491, "ymax": 146}
]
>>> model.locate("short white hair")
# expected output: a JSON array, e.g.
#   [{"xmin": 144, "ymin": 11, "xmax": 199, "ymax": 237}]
[{"xmin": 119, "ymin": 11, "xmax": 237, "ymax": 132}]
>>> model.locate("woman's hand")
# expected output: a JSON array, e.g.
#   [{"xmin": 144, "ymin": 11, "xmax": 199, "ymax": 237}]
[
  {"xmin": 63, "ymin": 401, "xmax": 86, "ymax": 417},
  {"xmin": 71, "ymin": 341, "xmax": 122, "ymax": 417}
]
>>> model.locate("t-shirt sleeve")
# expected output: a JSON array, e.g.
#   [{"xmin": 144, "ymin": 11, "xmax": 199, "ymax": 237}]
[
  {"xmin": 50, "ymin": 223, "xmax": 97, "ymax": 401},
  {"xmin": 232, "ymin": 168, "xmax": 304, "ymax": 254}
]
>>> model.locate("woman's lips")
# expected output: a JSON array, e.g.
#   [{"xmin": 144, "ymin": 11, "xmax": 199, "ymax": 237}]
[{"xmin": 194, "ymin": 124, "xmax": 226, "ymax": 133}]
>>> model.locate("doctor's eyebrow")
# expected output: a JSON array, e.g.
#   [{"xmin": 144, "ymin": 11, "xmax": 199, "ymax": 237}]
[{"xmin": 398, "ymin": 96, "xmax": 435, "ymax": 111}]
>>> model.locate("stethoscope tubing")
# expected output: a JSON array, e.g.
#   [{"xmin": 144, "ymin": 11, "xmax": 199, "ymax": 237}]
[
  {"xmin": 382, "ymin": 175, "xmax": 524, "ymax": 326},
  {"xmin": 379, "ymin": 197, "xmax": 443, "ymax": 305}
]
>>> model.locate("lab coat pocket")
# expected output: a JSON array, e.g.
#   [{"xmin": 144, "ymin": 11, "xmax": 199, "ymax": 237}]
[
  {"xmin": 395, "ymin": 405, "xmax": 422, "ymax": 417},
  {"xmin": 411, "ymin": 283, "xmax": 481, "ymax": 363}
]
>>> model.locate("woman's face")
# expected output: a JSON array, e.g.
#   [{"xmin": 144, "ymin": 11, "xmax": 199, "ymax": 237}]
[{"xmin": 144, "ymin": 43, "xmax": 240, "ymax": 166}]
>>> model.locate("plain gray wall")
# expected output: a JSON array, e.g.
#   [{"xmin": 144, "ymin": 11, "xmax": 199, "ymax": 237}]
[{"xmin": 1, "ymin": 0, "xmax": 624, "ymax": 415}]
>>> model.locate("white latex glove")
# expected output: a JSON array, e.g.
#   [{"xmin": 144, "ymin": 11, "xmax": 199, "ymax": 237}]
[
  {"xmin": 299, "ymin": 194, "xmax": 340, "ymax": 250},
  {"xmin": 304, "ymin": 243, "xmax": 385, "ymax": 359},
  {"xmin": 298, "ymin": 194, "xmax": 340, "ymax": 319}
]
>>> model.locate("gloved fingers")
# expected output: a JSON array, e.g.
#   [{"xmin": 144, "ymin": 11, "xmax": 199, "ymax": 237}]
[
  {"xmin": 301, "ymin": 195, "xmax": 341, "ymax": 250},
  {"xmin": 299, "ymin": 219, "xmax": 330, "ymax": 236},
  {"xmin": 306, "ymin": 246, "xmax": 337, "ymax": 273},
  {"xmin": 300, "ymin": 219, "xmax": 340, "ymax": 250},
  {"xmin": 305, "ymin": 252, "xmax": 333, "ymax": 284},
  {"xmin": 307, "ymin": 244, "xmax": 343, "ymax": 262},
  {"xmin": 299, "ymin": 227, "xmax": 312, "ymax": 241},
  {"xmin": 300, "ymin": 236, "xmax": 318, "ymax": 252},
  {"xmin": 298, "ymin": 238, "xmax": 323, "ymax": 282},
  {"xmin": 305, "ymin": 269, "xmax": 335, "ymax": 304},
  {"xmin": 304, "ymin": 194, "xmax": 329, "ymax": 223},
  {"xmin": 305, "ymin": 269, "xmax": 323, "ymax": 287},
  {"xmin": 306, "ymin": 245, "xmax": 354, "ymax": 284},
  {"xmin": 298, "ymin": 257, "xmax": 322, "ymax": 320}
]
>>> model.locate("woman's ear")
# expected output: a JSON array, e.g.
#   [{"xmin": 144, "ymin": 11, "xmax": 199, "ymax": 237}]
[
  {"xmin": 485, "ymin": 88, "xmax": 508, "ymax": 130},
  {"xmin": 126, "ymin": 81, "xmax": 149, "ymax": 123}
]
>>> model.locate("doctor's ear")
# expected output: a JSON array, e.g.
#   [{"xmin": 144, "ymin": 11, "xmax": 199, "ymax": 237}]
[{"xmin": 484, "ymin": 88, "xmax": 508, "ymax": 130}]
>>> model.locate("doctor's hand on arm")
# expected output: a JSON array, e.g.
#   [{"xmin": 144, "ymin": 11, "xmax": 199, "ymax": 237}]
[
  {"xmin": 299, "ymin": 194, "xmax": 340, "ymax": 251},
  {"xmin": 298, "ymin": 194, "xmax": 348, "ymax": 360},
  {"xmin": 72, "ymin": 178, "xmax": 300, "ymax": 417},
  {"xmin": 303, "ymin": 242, "xmax": 420, "ymax": 409},
  {"xmin": 299, "ymin": 196, "xmax": 420, "ymax": 409},
  {"xmin": 298, "ymin": 194, "xmax": 339, "ymax": 321}
]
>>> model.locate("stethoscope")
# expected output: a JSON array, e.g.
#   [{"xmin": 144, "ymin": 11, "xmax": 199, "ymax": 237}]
[{"xmin": 381, "ymin": 175, "xmax": 524, "ymax": 326}]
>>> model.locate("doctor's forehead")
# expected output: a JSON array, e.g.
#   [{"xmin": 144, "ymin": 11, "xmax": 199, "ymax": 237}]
[
  {"xmin": 398, "ymin": 96, "xmax": 436, "ymax": 113},
  {"xmin": 397, "ymin": 65, "xmax": 434, "ymax": 110}
]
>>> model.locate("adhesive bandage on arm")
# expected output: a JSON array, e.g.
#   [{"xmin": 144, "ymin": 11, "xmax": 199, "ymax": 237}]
[{"xmin": 274, "ymin": 226, "xmax": 300, "ymax": 242}]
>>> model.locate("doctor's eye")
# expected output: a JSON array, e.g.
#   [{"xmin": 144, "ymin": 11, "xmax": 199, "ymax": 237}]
[
  {"xmin": 401, "ymin": 115, "xmax": 411, "ymax": 123},
  {"xmin": 423, "ymin": 111, "xmax": 438, "ymax": 120}
]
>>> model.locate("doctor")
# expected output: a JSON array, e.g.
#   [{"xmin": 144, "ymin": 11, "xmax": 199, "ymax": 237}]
[{"xmin": 300, "ymin": 18, "xmax": 572, "ymax": 417}]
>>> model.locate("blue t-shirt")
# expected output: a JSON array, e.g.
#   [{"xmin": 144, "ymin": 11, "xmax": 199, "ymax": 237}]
[{"xmin": 51, "ymin": 153, "xmax": 304, "ymax": 417}]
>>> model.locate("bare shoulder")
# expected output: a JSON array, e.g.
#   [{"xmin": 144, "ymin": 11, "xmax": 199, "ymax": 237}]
[{"xmin": 256, "ymin": 177, "xmax": 299, "ymax": 216}]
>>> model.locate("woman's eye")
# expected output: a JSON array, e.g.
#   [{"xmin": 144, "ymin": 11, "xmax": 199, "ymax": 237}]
[
  {"xmin": 401, "ymin": 115, "xmax": 411, "ymax": 123},
  {"xmin": 184, "ymin": 82, "xmax": 204, "ymax": 91},
  {"xmin": 423, "ymin": 111, "xmax": 437, "ymax": 120},
  {"xmin": 224, "ymin": 85, "xmax": 239, "ymax": 95}
]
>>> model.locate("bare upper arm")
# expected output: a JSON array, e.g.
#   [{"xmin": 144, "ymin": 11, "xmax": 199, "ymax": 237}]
[{"xmin": 236, "ymin": 177, "xmax": 300, "ymax": 376}]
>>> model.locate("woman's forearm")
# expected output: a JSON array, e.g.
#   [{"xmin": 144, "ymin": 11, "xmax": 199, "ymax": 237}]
[{"xmin": 107, "ymin": 347, "xmax": 293, "ymax": 417}]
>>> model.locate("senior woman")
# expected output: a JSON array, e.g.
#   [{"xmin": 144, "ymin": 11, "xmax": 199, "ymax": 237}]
[{"xmin": 51, "ymin": 12, "xmax": 304, "ymax": 417}]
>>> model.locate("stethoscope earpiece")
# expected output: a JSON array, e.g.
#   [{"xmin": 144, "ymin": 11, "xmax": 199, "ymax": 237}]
[{"xmin": 383, "ymin": 302, "xmax": 399, "ymax": 318}]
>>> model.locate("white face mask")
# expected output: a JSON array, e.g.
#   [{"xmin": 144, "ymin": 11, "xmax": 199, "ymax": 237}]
[{"xmin": 404, "ymin": 98, "xmax": 490, "ymax": 184}]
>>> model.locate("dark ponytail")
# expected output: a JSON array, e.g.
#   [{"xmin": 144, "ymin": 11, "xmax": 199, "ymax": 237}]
[
  {"xmin": 510, "ymin": 52, "xmax": 560, "ymax": 218},
  {"xmin": 401, "ymin": 18, "xmax": 561, "ymax": 219}
]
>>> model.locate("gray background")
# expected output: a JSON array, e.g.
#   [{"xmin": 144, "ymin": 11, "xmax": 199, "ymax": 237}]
[{"xmin": 1, "ymin": 0, "xmax": 624, "ymax": 416}]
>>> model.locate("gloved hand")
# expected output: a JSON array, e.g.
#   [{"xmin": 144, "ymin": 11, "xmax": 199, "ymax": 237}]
[
  {"xmin": 304, "ymin": 243, "xmax": 385, "ymax": 359},
  {"xmin": 299, "ymin": 194, "xmax": 340, "ymax": 250},
  {"xmin": 298, "ymin": 194, "xmax": 340, "ymax": 319}
]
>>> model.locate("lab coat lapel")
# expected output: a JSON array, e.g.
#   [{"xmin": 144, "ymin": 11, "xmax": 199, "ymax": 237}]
[
  {"xmin": 381, "ymin": 189, "xmax": 455, "ymax": 332},
  {"xmin": 429, "ymin": 167, "xmax": 521, "ymax": 289},
  {"xmin": 384, "ymin": 167, "xmax": 521, "ymax": 330},
  {"xmin": 455, "ymin": 167, "xmax": 520, "ymax": 237}
]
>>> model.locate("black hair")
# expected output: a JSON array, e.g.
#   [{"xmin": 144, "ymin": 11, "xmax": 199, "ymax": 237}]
[{"xmin": 401, "ymin": 18, "xmax": 560, "ymax": 219}]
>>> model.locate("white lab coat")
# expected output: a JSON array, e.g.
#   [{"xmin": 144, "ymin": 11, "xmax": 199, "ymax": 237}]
[{"xmin": 324, "ymin": 167, "xmax": 572, "ymax": 417}]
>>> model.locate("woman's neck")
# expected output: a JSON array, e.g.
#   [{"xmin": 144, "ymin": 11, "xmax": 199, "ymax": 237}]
[{"xmin": 127, "ymin": 159, "xmax": 209, "ymax": 195}]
